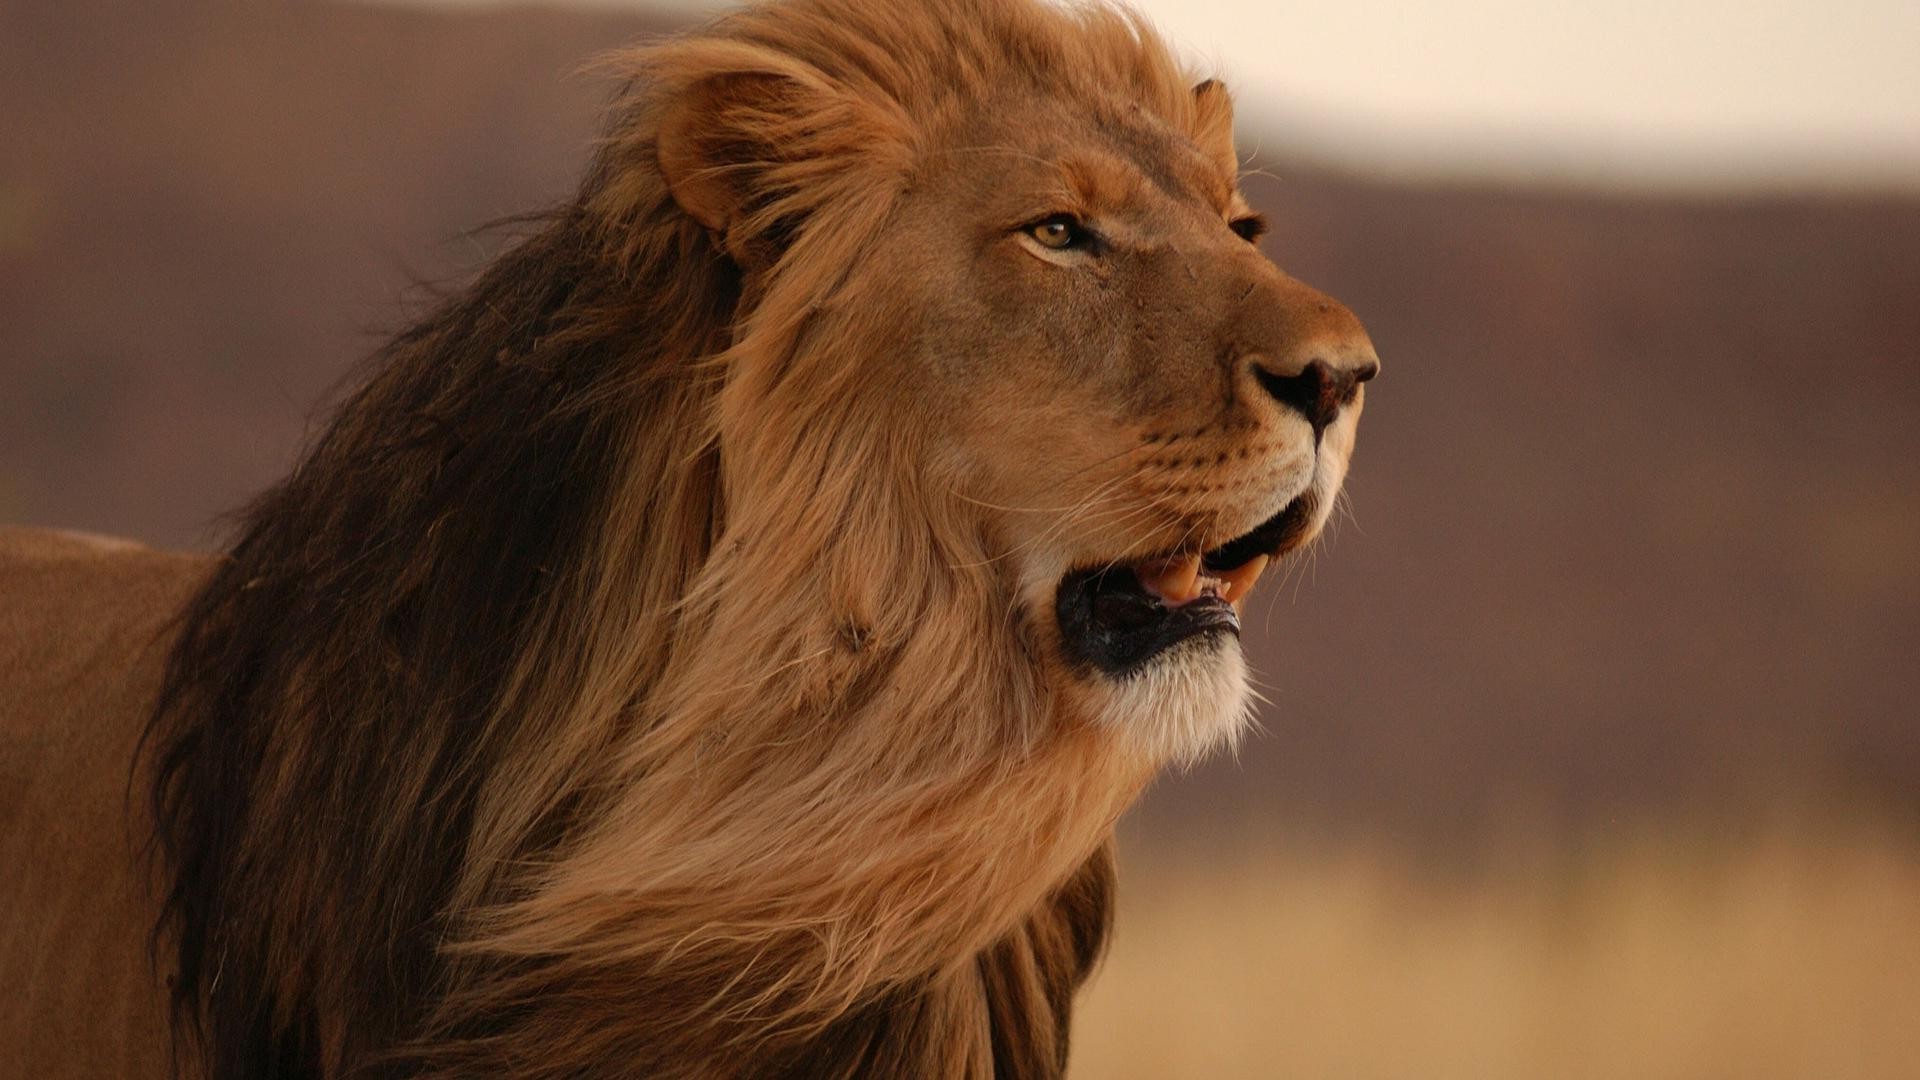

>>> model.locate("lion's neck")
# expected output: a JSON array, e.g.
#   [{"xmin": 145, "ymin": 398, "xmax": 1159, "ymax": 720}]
[{"xmin": 431, "ymin": 458, "xmax": 1156, "ymax": 1067}]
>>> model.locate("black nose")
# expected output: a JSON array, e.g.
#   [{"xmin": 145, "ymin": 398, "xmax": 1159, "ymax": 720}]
[{"xmin": 1253, "ymin": 358, "xmax": 1378, "ymax": 442}]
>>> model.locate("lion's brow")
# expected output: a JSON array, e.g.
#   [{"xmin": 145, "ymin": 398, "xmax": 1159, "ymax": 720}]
[
  {"xmin": 1057, "ymin": 151, "xmax": 1148, "ymax": 209},
  {"xmin": 1057, "ymin": 131, "xmax": 1235, "ymax": 221}
]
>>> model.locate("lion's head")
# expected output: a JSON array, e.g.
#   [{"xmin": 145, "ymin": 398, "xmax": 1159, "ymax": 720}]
[
  {"xmin": 643, "ymin": 3, "xmax": 1376, "ymax": 766},
  {"xmin": 147, "ymin": 0, "xmax": 1375, "ymax": 1075}
]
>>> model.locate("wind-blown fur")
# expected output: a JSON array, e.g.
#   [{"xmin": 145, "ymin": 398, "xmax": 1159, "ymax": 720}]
[{"xmin": 142, "ymin": 0, "xmax": 1234, "ymax": 1075}]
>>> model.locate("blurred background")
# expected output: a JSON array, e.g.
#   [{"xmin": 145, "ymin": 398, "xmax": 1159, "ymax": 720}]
[{"xmin": 4, "ymin": 0, "xmax": 1917, "ymax": 1075}]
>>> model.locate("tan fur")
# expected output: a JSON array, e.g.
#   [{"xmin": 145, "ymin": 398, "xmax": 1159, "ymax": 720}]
[
  {"xmin": 0, "ymin": 530, "xmax": 208, "ymax": 1076},
  {"xmin": 1, "ymin": 0, "xmax": 1373, "ymax": 1076}
]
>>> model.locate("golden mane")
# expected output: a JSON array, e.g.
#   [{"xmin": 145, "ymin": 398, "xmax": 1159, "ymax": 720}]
[{"xmin": 145, "ymin": 0, "xmax": 1228, "ymax": 1074}]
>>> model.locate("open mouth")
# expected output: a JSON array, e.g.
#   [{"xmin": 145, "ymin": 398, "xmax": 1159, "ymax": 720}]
[{"xmin": 1054, "ymin": 494, "xmax": 1316, "ymax": 678}]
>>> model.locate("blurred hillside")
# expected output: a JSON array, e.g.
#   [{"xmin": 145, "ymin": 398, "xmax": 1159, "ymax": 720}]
[{"xmin": 4, "ymin": 0, "xmax": 1917, "ymax": 850}]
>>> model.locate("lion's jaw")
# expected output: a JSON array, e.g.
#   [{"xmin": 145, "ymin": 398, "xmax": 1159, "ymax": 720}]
[
  {"xmin": 1012, "ymin": 423, "xmax": 1361, "ymax": 762},
  {"xmin": 1006, "ymin": 420, "xmax": 1361, "ymax": 763}
]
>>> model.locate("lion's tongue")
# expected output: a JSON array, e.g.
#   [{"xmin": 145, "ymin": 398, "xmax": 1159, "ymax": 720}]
[{"xmin": 1135, "ymin": 552, "xmax": 1272, "ymax": 608}]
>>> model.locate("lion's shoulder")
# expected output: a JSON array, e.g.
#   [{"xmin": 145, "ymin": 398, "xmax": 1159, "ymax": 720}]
[
  {"xmin": 0, "ymin": 526, "xmax": 210, "ymax": 688},
  {"xmin": 0, "ymin": 528, "xmax": 210, "ymax": 1076},
  {"xmin": 0, "ymin": 525, "xmax": 209, "ymax": 773}
]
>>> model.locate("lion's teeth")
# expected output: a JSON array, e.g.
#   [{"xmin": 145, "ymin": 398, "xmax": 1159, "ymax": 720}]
[
  {"xmin": 1135, "ymin": 550, "xmax": 1271, "ymax": 608},
  {"xmin": 1136, "ymin": 552, "xmax": 1202, "ymax": 604},
  {"xmin": 1218, "ymin": 554, "xmax": 1271, "ymax": 608}
]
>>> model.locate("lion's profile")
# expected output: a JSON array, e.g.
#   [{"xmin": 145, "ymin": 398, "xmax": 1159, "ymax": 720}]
[{"xmin": 0, "ymin": 0, "xmax": 1377, "ymax": 1075}]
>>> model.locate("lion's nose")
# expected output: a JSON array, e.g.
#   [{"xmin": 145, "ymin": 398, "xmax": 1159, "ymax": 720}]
[{"xmin": 1252, "ymin": 357, "xmax": 1379, "ymax": 443}]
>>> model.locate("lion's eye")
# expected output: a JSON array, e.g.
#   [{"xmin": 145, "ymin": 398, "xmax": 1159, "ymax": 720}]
[
  {"xmin": 1028, "ymin": 214, "xmax": 1092, "ymax": 251},
  {"xmin": 1229, "ymin": 214, "xmax": 1268, "ymax": 243}
]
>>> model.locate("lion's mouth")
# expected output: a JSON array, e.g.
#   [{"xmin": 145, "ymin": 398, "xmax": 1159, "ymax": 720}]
[{"xmin": 1054, "ymin": 495, "xmax": 1316, "ymax": 678}]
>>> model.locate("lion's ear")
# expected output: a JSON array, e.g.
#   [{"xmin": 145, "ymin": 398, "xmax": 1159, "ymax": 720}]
[
  {"xmin": 657, "ymin": 68, "xmax": 853, "ymax": 266},
  {"xmin": 657, "ymin": 73, "xmax": 784, "ymax": 238},
  {"xmin": 1191, "ymin": 78, "xmax": 1237, "ymax": 177},
  {"xmin": 651, "ymin": 55, "xmax": 905, "ymax": 266}
]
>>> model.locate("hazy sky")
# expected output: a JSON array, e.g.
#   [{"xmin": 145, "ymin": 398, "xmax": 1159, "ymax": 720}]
[{"xmin": 408, "ymin": 0, "xmax": 1920, "ymax": 190}]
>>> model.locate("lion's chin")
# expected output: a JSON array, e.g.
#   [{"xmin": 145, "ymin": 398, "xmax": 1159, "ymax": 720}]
[
  {"xmin": 1045, "ymin": 490, "xmax": 1327, "ymax": 762},
  {"xmin": 1086, "ymin": 634, "xmax": 1252, "ymax": 764}
]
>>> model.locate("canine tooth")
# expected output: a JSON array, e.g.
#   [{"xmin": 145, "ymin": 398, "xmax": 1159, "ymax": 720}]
[
  {"xmin": 1137, "ymin": 553, "xmax": 1202, "ymax": 604},
  {"xmin": 1219, "ymin": 554, "xmax": 1271, "ymax": 607}
]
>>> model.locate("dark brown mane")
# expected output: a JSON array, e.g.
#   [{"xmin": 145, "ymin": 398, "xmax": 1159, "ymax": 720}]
[{"xmin": 145, "ymin": 196, "xmax": 734, "ymax": 1074}]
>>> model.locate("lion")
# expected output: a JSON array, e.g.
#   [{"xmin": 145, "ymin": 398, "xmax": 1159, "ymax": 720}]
[{"xmin": 0, "ymin": 0, "xmax": 1378, "ymax": 1075}]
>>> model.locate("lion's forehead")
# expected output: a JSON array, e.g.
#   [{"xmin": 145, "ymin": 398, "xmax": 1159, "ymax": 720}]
[{"xmin": 946, "ymin": 98, "xmax": 1237, "ymax": 220}]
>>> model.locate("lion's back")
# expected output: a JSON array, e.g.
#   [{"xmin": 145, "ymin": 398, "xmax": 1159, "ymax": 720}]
[{"xmin": 0, "ymin": 527, "xmax": 211, "ymax": 1079}]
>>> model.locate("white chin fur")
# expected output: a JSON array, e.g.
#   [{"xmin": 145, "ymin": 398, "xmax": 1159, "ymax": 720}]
[{"xmin": 1094, "ymin": 634, "xmax": 1252, "ymax": 765}]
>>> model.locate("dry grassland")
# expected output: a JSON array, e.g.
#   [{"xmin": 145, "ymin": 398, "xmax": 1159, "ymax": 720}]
[{"xmin": 1075, "ymin": 818, "xmax": 1920, "ymax": 1079}]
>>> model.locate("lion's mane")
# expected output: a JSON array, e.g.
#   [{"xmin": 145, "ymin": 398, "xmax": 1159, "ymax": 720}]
[{"xmin": 145, "ymin": 0, "xmax": 1215, "ymax": 1075}]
